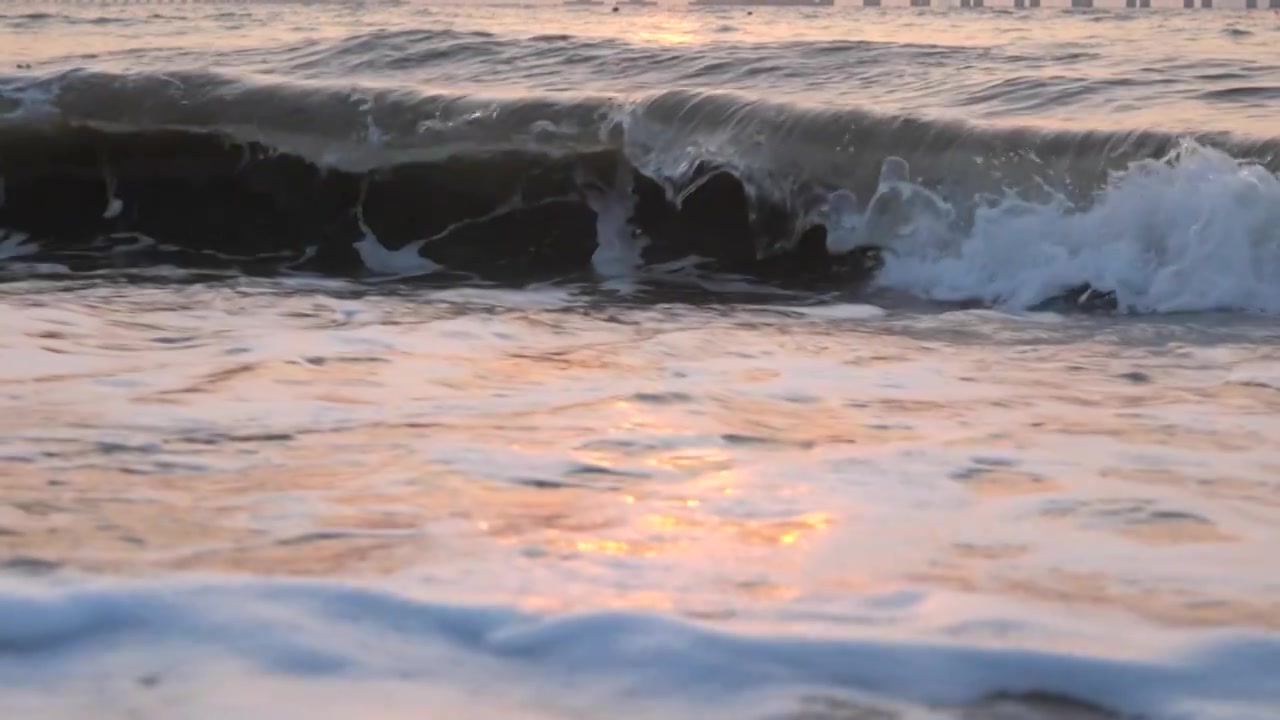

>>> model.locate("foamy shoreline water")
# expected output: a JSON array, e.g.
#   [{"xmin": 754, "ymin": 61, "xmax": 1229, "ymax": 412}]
[{"xmin": 2, "ymin": 575, "xmax": 1278, "ymax": 720}]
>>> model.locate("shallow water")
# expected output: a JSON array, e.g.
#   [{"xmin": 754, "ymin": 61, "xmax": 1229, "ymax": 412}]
[
  {"xmin": 3, "ymin": 2, "xmax": 1280, "ymax": 719},
  {"xmin": 2, "ymin": 279, "xmax": 1278, "ymax": 718}
]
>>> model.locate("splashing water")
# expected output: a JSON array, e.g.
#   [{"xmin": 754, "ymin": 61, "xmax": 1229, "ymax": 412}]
[{"xmin": 819, "ymin": 143, "xmax": 1280, "ymax": 314}]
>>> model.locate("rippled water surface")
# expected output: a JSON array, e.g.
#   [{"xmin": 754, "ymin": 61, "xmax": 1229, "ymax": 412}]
[
  {"xmin": 4, "ymin": 1, "xmax": 1280, "ymax": 134},
  {"xmin": 2, "ymin": 278, "xmax": 1278, "ymax": 718}
]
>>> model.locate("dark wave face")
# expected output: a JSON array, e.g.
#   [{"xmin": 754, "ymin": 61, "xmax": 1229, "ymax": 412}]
[{"xmin": 2, "ymin": 5, "xmax": 1279, "ymax": 313}]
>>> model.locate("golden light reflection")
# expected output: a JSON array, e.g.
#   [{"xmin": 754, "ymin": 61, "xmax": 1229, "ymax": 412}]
[
  {"xmin": 640, "ymin": 510, "xmax": 834, "ymax": 548},
  {"xmin": 802, "ymin": 512, "xmax": 832, "ymax": 530},
  {"xmin": 771, "ymin": 512, "xmax": 834, "ymax": 546},
  {"xmin": 0, "ymin": 399, "xmax": 846, "ymax": 614},
  {"xmin": 650, "ymin": 448, "xmax": 734, "ymax": 474},
  {"xmin": 565, "ymin": 535, "xmax": 660, "ymax": 558},
  {"xmin": 623, "ymin": 17, "xmax": 702, "ymax": 46},
  {"xmin": 644, "ymin": 514, "xmax": 681, "ymax": 530},
  {"xmin": 629, "ymin": 30, "xmax": 698, "ymax": 46},
  {"xmin": 574, "ymin": 539, "xmax": 632, "ymax": 556}
]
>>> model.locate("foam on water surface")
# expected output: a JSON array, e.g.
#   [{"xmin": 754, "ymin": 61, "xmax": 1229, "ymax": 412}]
[
  {"xmin": 823, "ymin": 144, "xmax": 1280, "ymax": 314},
  {"xmin": 0, "ymin": 577, "xmax": 1278, "ymax": 720}
]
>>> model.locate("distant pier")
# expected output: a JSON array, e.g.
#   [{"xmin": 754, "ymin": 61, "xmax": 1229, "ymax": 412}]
[
  {"xmin": 682, "ymin": 0, "xmax": 1276, "ymax": 8},
  {"xmin": 2, "ymin": 0, "xmax": 1276, "ymax": 8},
  {"xmin": 808, "ymin": 0, "xmax": 1273, "ymax": 7},
  {"xmin": 684, "ymin": 0, "xmax": 1274, "ymax": 7}
]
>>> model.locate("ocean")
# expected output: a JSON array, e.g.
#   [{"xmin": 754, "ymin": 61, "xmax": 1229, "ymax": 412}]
[{"xmin": 2, "ymin": 2, "xmax": 1279, "ymax": 718}]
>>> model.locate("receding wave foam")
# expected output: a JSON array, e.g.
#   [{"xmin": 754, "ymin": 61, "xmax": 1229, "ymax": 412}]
[
  {"xmin": 2, "ymin": 576, "xmax": 1279, "ymax": 720},
  {"xmin": 2, "ymin": 68, "xmax": 1278, "ymax": 313}
]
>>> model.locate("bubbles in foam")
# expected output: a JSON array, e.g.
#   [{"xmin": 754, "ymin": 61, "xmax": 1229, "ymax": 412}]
[
  {"xmin": 840, "ymin": 142, "xmax": 1280, "ymax": 314},
  {"xmin": 826, "ymin": 156, "xmax": 953, "ymax": 259}
]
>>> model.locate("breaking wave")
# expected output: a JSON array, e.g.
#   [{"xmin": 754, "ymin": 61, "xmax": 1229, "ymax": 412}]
[{"xmin": 2, "ymin": 68, "xmax": 1279, "ymax": 313}]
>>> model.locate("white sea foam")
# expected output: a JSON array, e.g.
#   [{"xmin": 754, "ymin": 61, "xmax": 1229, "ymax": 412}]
[
  {"xmin": 779, "ymin": 303, "xmax": 887, "ymax": 320},
  {"xmin": 585, "ymin": 167, "xmax": 647, "ymax": 280},
  {"xmin": 0, "ymin": 577, "xmax": 1277, "ymax": 720},
  {"xmin": 351, "ymin": 181, "xmax": 441, "ymax": 278},
  {"xmin": 839, "ymin": 142, "xmax": 1280, "ymax": 315},
  {"xmin": 353, "ymin": 234, "xmax": 440, "ymax": 278},
  {"xmin": 422, "ymin": 285, "xmax": 582, "ymax": 310}
]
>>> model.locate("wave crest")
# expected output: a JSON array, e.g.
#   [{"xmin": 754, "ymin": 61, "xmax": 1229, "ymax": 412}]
[{"xmin": 2, "ymin": 69, "xmax": 1279, "ymax": 313}]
